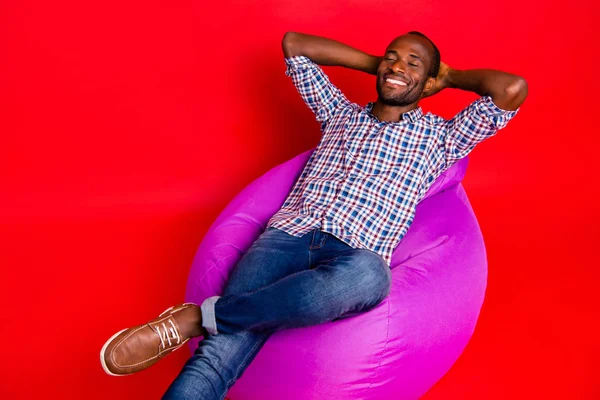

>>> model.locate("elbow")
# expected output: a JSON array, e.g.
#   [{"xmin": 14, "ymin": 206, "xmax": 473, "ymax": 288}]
[
  {"xmin": 506, "ymin": 76, "xmax": 528, "ymax": 101},
  {"xmin": 282, "ymin": 31, "xmax": 300, "ymax": 58},
  {"xmin": 501, "ymin": 76, "xmax": 528, "ymax": 110}
]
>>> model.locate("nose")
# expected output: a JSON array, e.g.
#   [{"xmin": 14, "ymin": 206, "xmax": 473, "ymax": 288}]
[{"xmin": 391, "ymin": 59, "xmax": 406, "ymax": 74}]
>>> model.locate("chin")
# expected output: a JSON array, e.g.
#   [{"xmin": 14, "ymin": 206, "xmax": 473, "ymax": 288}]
[{"xmin": 381, "ymin": 97, "xmax": 413, "ymax": 107}]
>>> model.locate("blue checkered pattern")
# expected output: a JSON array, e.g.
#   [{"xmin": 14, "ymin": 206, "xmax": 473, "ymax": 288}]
[{"xmin": 267, "ymin": 56, "xmax": 518, "ymax": 266}]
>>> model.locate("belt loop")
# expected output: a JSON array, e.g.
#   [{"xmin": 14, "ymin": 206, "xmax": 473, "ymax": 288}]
[
  {"xmin": 310, "ymin": 229, "xmax": 327, "ymax": 249},
  {"xmin": 310, "ymin": 229, "xmax": 318, "ymax": 248},
  {"xmin": 320, "ymin": 231, "xmax": 328, "ymax": 247}
]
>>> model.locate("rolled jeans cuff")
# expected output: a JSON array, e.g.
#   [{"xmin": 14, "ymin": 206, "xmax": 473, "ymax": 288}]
[{"xmin": 201, "ymin": 296, "xmax": 221, "ymax": 335}]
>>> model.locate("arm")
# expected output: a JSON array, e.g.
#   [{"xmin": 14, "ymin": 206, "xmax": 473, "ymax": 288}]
[
  {"xmin": 282, "ymin": 32, "xmax": 380, "ymax": 75},
  {"xmin": 425, "ymin": 62, "xmax": 528, "ymax": 111},
  {"xmin": 440, "ymin": 96, "xmax": 519, "ymax": 167}
]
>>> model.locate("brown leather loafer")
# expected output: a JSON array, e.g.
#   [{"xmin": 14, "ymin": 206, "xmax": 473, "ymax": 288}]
[{"xmin": 100, "ymin": 303, "xmax": 204, "ymax": 376}]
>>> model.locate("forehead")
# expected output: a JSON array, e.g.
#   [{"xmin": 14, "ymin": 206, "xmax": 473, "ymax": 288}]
[{"xmin": 385, "ymin": 35, "xmax": 433, "ymax": 60}]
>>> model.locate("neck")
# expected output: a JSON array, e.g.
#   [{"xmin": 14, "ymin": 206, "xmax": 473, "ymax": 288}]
[{"xmin": 371, "ymin": 99, "xmax": 419, "ymax": 122}]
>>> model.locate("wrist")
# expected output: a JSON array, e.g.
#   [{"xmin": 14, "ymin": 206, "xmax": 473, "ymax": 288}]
[
  {"xmin": 444, "ymin": 68, "xmax": 460, "ymax": 90},
  {"xmin": 366, "ymin": 55, "xmax": 381, "ymax": 75}
]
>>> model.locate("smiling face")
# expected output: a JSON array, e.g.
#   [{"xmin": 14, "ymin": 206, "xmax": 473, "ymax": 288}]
[{"xmin": 376, "ymin": 34, "xmax": 436, "ymax": 107}]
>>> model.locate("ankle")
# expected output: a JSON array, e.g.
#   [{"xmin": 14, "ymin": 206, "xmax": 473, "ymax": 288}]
[{"xmin": 177, "ymin": 305, "xmax": 204, "ymax": 337}]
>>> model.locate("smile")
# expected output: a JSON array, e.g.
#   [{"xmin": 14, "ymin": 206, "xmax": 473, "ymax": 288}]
[{"xmin": 385, "ymin": 78, "xmax": 408, "ymax": 87}]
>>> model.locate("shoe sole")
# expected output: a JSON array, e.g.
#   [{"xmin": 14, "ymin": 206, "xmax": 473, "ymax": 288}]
[
  {"xmin": 100, "ymin": 303, "xmax": 197, "ymax": 376},
  {"xmin": 100, "ymin": 328, "xmax": 128, "ymax": 376}
]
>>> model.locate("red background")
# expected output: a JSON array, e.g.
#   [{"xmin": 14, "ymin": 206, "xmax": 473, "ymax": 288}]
[{"xmin": 1, "ymin": 0, "xmax": 598, "ymax": 398}]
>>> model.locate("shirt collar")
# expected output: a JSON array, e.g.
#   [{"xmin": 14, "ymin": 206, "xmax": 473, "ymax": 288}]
[{"xmin": 365, "ymin": 102, "xmax": 424, "ymax": 124}]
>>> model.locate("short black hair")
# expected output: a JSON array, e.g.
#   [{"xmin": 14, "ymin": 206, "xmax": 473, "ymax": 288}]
[{"xmin": 406, "ymin": 31, "xmax": 441, "ymax": 78}]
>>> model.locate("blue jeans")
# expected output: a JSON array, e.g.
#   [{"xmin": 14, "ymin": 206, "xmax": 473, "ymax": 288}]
[{"xmin": 163, "ymin": 227, "xmax": 391, "ymax": 400}]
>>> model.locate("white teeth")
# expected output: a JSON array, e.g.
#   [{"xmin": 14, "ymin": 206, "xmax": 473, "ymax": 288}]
[{"xmin": 386, "ymin": 78, "xmax": 407, "ymax": 86}]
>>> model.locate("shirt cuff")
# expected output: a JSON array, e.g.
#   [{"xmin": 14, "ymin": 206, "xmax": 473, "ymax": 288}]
[
  {"xmin": 284, "ymin": 55, "xmax": 315, "ymax": 76},
  {"xmin": 477, "ymin": 95, "xmax": 519, "ymax": 129},
  {"xmin": 479, "ymin": 95, "xmax": 519, "ymax": 115}
]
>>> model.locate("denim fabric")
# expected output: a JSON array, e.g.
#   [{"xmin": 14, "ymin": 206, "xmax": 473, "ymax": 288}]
[{"xmin": 163, "ymin": 227, "xmax": 391, "ymax": 400}]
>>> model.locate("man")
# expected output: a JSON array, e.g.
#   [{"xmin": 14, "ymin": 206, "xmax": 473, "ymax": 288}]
[{"xmin": 100, "ymin": 31, "xmax": 527, "ymax": 399}]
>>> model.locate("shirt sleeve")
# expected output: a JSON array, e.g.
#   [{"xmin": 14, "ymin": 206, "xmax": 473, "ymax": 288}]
[
  {"xmin": 285, "ymin": 56, "xmax": 350, "ymax": 127},
  {"xmin": 440, "ymin": 95, "xmax": 519, "ymax": 166}
]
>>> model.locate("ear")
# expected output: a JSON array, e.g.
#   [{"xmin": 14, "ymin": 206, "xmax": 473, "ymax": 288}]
[
  {"xmin": 425, "ymin": 76, "xmax": 436, "ymax": 92},
  {"xmin": 420, "ymin": 77, "xmax": 437, "ymax": 99}
]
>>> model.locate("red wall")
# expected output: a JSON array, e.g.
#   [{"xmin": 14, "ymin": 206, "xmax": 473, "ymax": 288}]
[{"xmin": 1, "ymin": 0, "xmax": 598, "ymax": 398}]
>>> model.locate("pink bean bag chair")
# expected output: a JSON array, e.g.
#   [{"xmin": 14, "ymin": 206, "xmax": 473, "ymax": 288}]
[{"xmin": 185, "ymin": 149, "xmax": 487, "ymax": 399}]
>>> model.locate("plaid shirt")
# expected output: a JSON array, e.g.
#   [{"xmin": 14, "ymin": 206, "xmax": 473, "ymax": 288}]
[{"xmin": 267, "ymin": 56, "xmax": 518, "ymax": 266}]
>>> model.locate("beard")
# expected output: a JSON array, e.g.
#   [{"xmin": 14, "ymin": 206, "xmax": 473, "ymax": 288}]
[{"xmin": 376, "ymin": 75, "xmax": 426, "ymax": 107}]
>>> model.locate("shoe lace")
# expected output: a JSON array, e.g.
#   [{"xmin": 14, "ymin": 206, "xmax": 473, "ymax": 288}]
[{"xmin": 158, "ymin": 319, "xmax": 181, "ymax": 349}]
